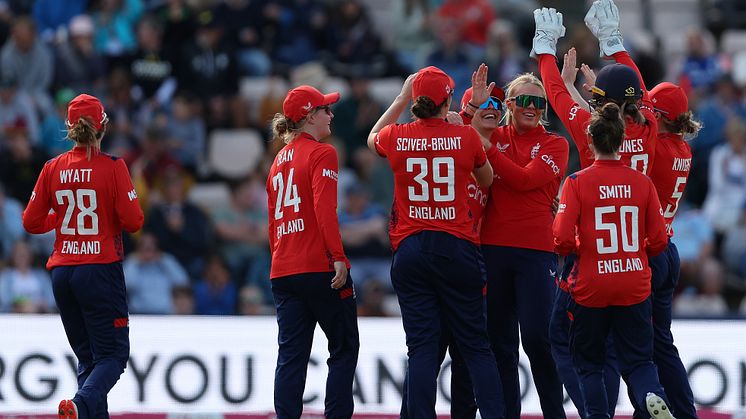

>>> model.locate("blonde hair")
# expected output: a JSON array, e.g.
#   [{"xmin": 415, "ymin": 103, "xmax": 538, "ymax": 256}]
[
  {"xmin": 503, "ymin": 73, "xmax": 549, "ymax": 127},
  {"xmin": 271, "ymin": 113, "xmax": 310, "ymax": 144},
  {"xmin": 66, "ymin": 117, "xmax": 104, "ymax": 160}
]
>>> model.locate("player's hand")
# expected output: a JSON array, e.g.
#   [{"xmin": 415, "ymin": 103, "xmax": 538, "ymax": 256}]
[
  {"xmin": 531, "ymin": 7, "xmax": 566, "ymax": 58},
  {"xmin": 561, "ymin": 48, "xmax": 579, "ymax": 85},
  {"xmin": 446, "ymin": 111, "xmax": 464, "ymax": 125},
  {"xmin": 399, "ymin": 73, "xmax": 416, "ymax": 101},
  {"xmin": 585, "ymin": 0, "xmax": 625, "ymax": 57},
  {"xmin": 580, "ymin": 63, "xmax": 597, "ymax": 92},
  {"xmin": 469, "ymin": 63, "xmax": 496, "ymax": 108},
  {"xmin": 331, "ymin": 261, "xmax": 348, "ymax": 289}
]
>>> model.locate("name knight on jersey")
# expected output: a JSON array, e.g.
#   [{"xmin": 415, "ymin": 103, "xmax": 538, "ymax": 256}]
[
  {"xmin": 409, "ymin": 205, "xmax": 456, "ymax": 220},
  {"xmin": 277, "ymin": 218, "xmax": 305, "ymax": 239},
  {"xmin": 672, "ymin": 157, "xmax": 691, "ymax": 172},
  {"xmin": 61, "ymin": 240, "xmax": 101, "ymax": 255},
  {"xmin": 619, "ymin": 138, "xmax": 644, "ymax": 153},
  {"xmin": 599, "ymin": 184, "xmax": 631, "ymax": 199},
  {"xmin": 396, "ymin": 137, "xmax": 462, "ymax": 151},
  {"xmin": 597, "ymin": 257, "xmax": 644, "ymax": 274},
  {"xmin": 60, "ymin": 169, "xmax": 93, "ymax": 183}
]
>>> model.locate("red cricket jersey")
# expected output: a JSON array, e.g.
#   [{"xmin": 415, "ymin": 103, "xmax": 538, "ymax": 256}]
[
  {"xmin": 22, "ymin": 147, "xmax": 144, "ymax": 269},
  {"xmin": 266, "ymin": 133, "xmax": 349, "ymax": 279},
  {"xmin": 649, "ymin": 133, "xmax": 692, "ymax": 236},
  {"xmin": 539, "ymin": 52, "xmax": 658, "ymax": 173},
  {"xmin": 374, "ymin": 117, "xmax": 487, "ymax": 250},
  {"xmin": 553, "ymin": 160, "xmax": 668, "ymax": 307},
  {"xmin": 480, "ymin": 125, "xmax": 569, "ymax": 252},
  {"xmin": 467, "ymin": 175, "xmax": 489, "ymax": 238}
]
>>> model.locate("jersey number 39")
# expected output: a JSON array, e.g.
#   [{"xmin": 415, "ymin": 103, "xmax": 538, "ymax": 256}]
[{"xmin": 406, "ymin": 157, "xmax": 455, "ymax": 202}]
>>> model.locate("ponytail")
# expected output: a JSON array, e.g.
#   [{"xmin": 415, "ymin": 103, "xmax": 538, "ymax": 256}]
[
  {"xmin": 411, "ymin": 96, "xmax": 447, "ymax": 119},
  {"xmin": 271, "ymin": 113, "xmax": 306, "ymax": 144},
  {"xmin": 661, "ymin": 111, "xmax": 702, "ymax": 136},
  {"xmin": 66, "ymin": 117, "xmax": 104, "ymax": 160}
]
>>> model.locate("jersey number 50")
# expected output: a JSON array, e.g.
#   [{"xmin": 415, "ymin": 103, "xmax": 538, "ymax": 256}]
[
  {"xmin": 406, "ymin": 157, "xmax": 455, "ymax": 202},
  {"xmin": 55, "ymin": 189, "xmax": 99, "ymax": 235},
  {"xmin": 595, "ymin": 205, "xmax": 639, "ymax": 254}
]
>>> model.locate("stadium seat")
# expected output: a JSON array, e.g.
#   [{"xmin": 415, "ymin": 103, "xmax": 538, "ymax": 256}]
[
  {"xmin": 187, "ymin": 182, "xmax": 232, "ymax": 215},
  {"xmin": 368, "ymin": 77, "xmax": 405, "ymax": 107},
  {"xmin": 721, "ymin": 29, "xmax": 746, "ymax": 55},
  {"xmin": 239, "ymin": 76, "xmax": 289, "ymax": 121},
  {"xmin": 325, "ymin": 77, "xmax": 351, "ymax": 99},
  {"xmin": 207, "ymin": 129, "xmax": 264, "ymax": 180}
]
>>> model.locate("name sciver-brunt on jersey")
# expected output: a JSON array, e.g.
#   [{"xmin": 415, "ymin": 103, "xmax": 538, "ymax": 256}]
[{"xmin": 396, "ymin": 136, "xmax": 463, "ymax": 221}]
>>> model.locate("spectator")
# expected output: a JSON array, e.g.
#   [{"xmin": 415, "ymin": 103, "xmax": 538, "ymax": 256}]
[
  {"xmin": 331, "ymin": 76, "xmax": 384, "ymax": 156},
  {"xmin": 211, "ymin": 176, "xmax": 270, "ymax": 297},
  {"xmin": 671, "ymin": 202, "xmax": 718, "ymax": 289},
  {"xmin": 722, "ymin": 203, "xmax": 746, "ymax": 278},
  {"xmin": 338, "ymin": 183, "xmax": 390, "ymax": 287},
  {"xmin": 357, "ymin": 278, "xmax": 392, "ymax": 317},
  {"xmin": 145, "ymin": 167, "xmax": 212, "ymax": 279},
  {"xmin": 263, "ymin": 0, "xmax": 328, "ymax": 72},
  {"xmin": 389, "ymin": 0, "xmax": 433, "ymax": 73},
  {"xmin": 165, "ymin": 92, "xmax": 206, "ymax": 173},
  {"xmin": 673, "ymin": 259, "xmax": 729, "ymax": 316},
  {"xmin": 702, "ymin": 117, "xmax": 746, "ymax": 242},
  {"xmin": 126, "ymin": 14, "xmax": 178, "ymax": 104},
  {"xmin": 193, "ymin": 254, "xmax": 238, "ymax": 315},
  {"xmin": 0, "ymin": 15, "xmax": 54, "ymax": 114},
  {"xmin": 423, "ymin": 16, "xmax": 476, "ymax": 108},
  {"xmin": 176, "ymin": 10, "xmax": 239, "ymax": 128},
  {"xmin": 92, "ymin": 0, "xmax": 144, "ymax": 60},
  {"xmin": 0, "ymin": 183, "xmax": 24, "ymax": 260},
  {"xmin": 31, "ymin": 0, "xmax": 86, "ymax": 42},
  {"xmin": 172, "ymin": 285, "xmax": 195, "ymax": 315},
  {"xmin": 484, "ymin": 19, "xmax": 532, "ymax": 88},
  {"xmin": 101, "ymin": 67, "xmax": 143, "ymax": 156},
  {"xmin": 0, "ymin": 118, "xmax": 48, "ymax": 204},
  {"xmin": 212, "ymin": 0, "xmax": 271, "ymax": 77},
  {"xmin": 53, "ymin": 14, "xmax": 108, "ymax": 95},
  {"xmin": 152, "ymin": 0, "xmax": 195, "ymax": 54},
  {"xmin": 678, "ymin": 28, "xmax": 723, "ymax": 95},
  {"xmin": 126, "ymin": 124, "xmax": 182, "ymax": 194},
  {"xmin": 39, "ymin": 88, "xmax": 75, "ymax": 156},
  {"xmin": 323, "ymin": 0, "xmax": 387, "ymax": 78},
  {"xmin": 123, "ymin": 232, "xmax": 190, "ymax": 314},
  {"xmin": 329, "ymin": 138, "xmax": 359, "ymax": 212},
  {"xmin": 237, "ymin": 284, "xmax": 273, "ymax": 315},
  {"xmin": 0, "ymin": 74, "xmax": 39, "ymax": 144},
  {"xmin": 435, "ymin": 0, "xmax": 495, "ymax": 60},
  {"xmin": 0, "ymin": 240, "xmax": 54, "ymax": 313}
]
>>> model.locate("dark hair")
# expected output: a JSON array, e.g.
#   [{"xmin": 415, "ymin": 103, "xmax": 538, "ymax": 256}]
[
  {"xmin": 660, "ymin": 111, "xmax": 702, "ymax": 136},
  {"xmin": 589, "ymin": 102, "xmax": 625, "ymax": 155},
  {"xmin": 66, "ymin": 117, "xmax": 106, "ymax": 160},
  {"xmin": 411, "ymin": 96, "xmax": 448, "ymax": 119},
  {"xmin": 592, "ymin": 95, "xmax": 645, "ymax": 125}
]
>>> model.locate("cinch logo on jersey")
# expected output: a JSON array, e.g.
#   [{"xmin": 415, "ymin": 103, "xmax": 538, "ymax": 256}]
[
  {"xmin": 619, "ymin": 138, "xmax": 644, "ymax": 153},
  {"xmin": 672, "ymin": 157, "xmax": 691, "ymax": 172},
  {"xmin": 467, "ymin": 183, "xmax": 488, "ymax": 207},
  {"xmin": 568, "ymin": 104, "xmax": 581, "ymax": 121},
  {"xmin": 598, "ymin": 257, "xmax": 644, "ymax": 274},
  {"xmin": 541, "ymin": 154, "xmax": 561, "ymax": 175},
  {"xmin": 395, "ymin": 137, "xmax": 462, "ymax": 151}
]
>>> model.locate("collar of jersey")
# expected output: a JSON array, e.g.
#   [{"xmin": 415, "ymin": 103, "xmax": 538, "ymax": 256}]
[
  {"xmin": 417, "ymin": 117, "xmax": 449, "ymax": 126},
  {"xmin": 298, "ymin": 132, "xmax": 318, "ymax": 142},
  {"xmin": 592, "ymin": 158, "xmax": 624, "ymax": 166}
]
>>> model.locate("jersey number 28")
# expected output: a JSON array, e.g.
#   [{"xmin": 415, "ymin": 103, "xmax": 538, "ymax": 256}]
[{"xmin": 55, "ymin": 189, "xmax": 99, "ymax": 235}]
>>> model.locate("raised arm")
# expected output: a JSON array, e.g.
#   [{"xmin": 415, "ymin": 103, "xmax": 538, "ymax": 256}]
[{"xmin": 367, "ymin": 74, "xmax": 415, "ymax": 152}]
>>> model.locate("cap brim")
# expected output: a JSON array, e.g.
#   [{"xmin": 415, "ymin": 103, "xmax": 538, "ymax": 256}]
[{"xmin": 322, "ymin": 92, "xmax": 341, "ymax": 106}]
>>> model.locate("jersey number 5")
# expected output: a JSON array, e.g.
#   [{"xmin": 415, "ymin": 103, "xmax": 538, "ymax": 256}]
[
  {"xmin": 663, "ymin": 177, "xmax": 686, "ymax": 218},
  {"xmin": 406, "ymin": 157, "xmax": 455, "ymax": 202},
  {"xmin": 595, "ymin": 205, "xmax": 639, "ymax": 254},
  {"xmin": 55, "ymin": 189, "xmax": 99, "ymax": 235},
  {"xmin": 272, "ymin": 168, "xmax": 301, "ymax": 220}
]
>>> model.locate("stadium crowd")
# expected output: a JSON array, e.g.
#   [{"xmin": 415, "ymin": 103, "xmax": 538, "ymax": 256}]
[{"xmin": 0, "ymin": 0, "xmax": 745, "ymax": 317}]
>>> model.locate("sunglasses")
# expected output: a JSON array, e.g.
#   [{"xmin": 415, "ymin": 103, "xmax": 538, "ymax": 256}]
[
  {"xmin": 478, "ymin": 96, "xmax": 503, "ymax": 111},
  {"xmin": 510, "ymin": 95, "xmax": 547, "ymax": 109},
  {"xmin": 315, "ymin": 105, "xmax": 332, "ymax": 115}
]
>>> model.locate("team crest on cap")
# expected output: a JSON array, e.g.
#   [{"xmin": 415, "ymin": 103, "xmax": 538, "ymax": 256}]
[
  {"xmin": 625, "ymin": 87, "xmax": 636, "ymax": 97},
  {"xmin": 445, "ymin": 85, "xmax": 453, "ymax": 95},
  {"xmin": 302, "ymin": 102, "xmax": 312, "ymax": 111}
]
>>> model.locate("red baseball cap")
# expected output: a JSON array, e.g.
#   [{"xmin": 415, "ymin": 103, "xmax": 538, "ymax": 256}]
[
  {"xmin": 460, "ymin": 85, "xmax": 506, "ymax": 112},
  {"xmin": 412, "ymin": 66, "xmax": 455, "ymax": 106},
  {"xmin": 283, "ymin": 85, "xmax": 340, "ymax": 123},
  {"xmin": 650, "ymin": 82, "xmax": 688, "ymax": 119},
  {"xmin": 66, "ymin": 94, "xmax": 107, "ymax": 131}
]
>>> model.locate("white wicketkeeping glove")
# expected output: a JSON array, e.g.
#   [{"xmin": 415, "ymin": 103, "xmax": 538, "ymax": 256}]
[
  {"xmin": 584, "ymin": 0, "xmax": 626, "ymax": 57},
  {"xmin": 531, "ymin": 7, "xmax": 566, "ymax": 58}
]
